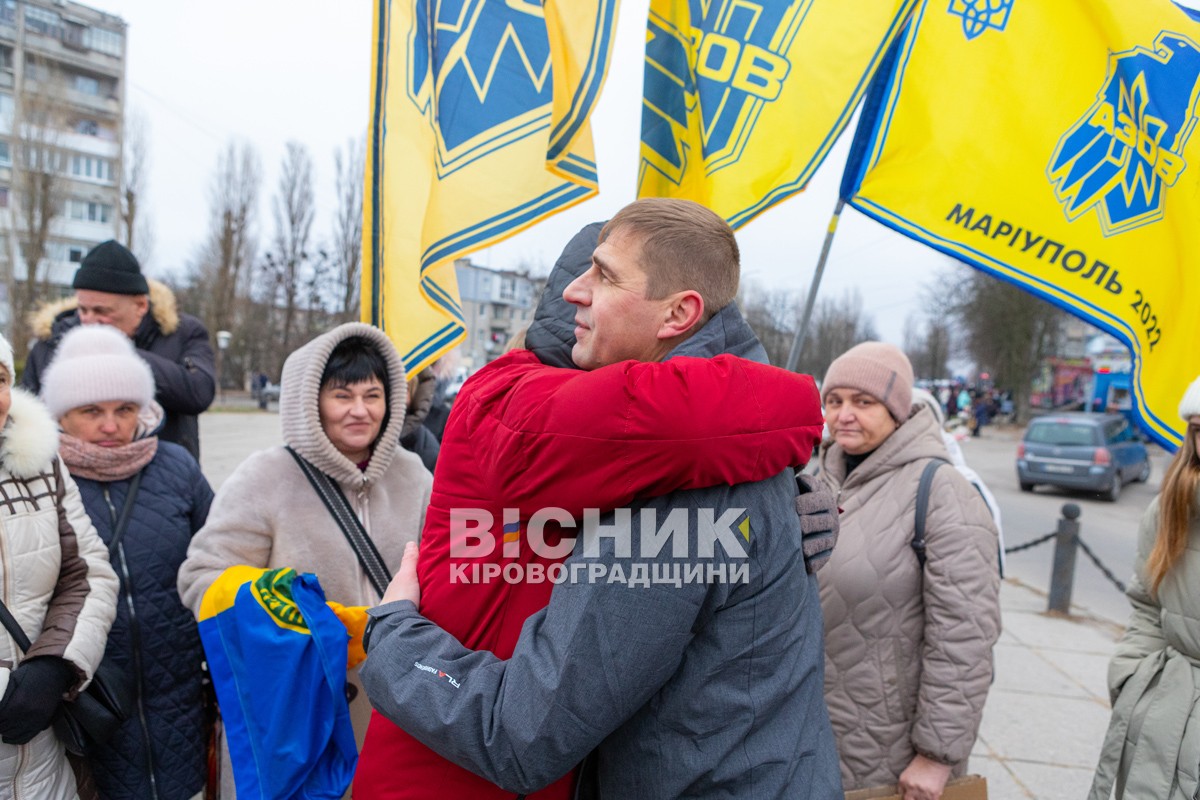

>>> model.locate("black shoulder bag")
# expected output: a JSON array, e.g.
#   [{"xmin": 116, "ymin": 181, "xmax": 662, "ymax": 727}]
[
  {"xmin": 0, "ymin": 466, "xmax": 140, "ymax": 756},
  {"xmin": 286, "ymin": 447, "xmax": 393, "ymax": 598}
]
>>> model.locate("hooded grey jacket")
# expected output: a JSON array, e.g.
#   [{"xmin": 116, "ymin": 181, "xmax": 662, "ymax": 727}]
[{"xmin": 360, "ymin": 224, "xmax": 841, "ymax": 799}]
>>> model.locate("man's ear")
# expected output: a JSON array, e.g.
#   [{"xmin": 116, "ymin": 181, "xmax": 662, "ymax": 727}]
[
  {"xmin": 133, "ymin": 294, "xmax": 150, "ymax": 316},
  {"xmin": 657, "ymin": 290, "xmax": 705, "ymax": 339}
]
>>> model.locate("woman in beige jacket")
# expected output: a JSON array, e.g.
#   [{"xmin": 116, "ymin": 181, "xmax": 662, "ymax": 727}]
[
  {"xmin": 177, "ymin": 323, "xmax": 432, "ymax": 796},
  {"xmin": 816, "ymin": 342, "xmax": 1001, "ymax": 800},
  {"xmin": 1090, "ymin": 376, "xmax": 1200, "ymax": 800}
]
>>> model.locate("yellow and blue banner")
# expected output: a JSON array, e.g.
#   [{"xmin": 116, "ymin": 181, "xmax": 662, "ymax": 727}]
[
  {"xmin": 842, "ymin": 0, "xmax": 1200, "ymax": 448},
  {"xmin": 199, "ymin": 567, "xmax": 357, "ymax": 799},
  {"xmin": 365, "ymin": 0, "xmax": 619, "ymax": 374},
  {"xmin": 637, "ymin": 0, "xmax": 916, "ymax": 229}
]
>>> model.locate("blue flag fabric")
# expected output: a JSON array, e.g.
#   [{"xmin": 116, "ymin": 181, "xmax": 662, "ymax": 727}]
[{"xmin": 199, "ymin": 567, "xmax": 357, "ymax": 800}]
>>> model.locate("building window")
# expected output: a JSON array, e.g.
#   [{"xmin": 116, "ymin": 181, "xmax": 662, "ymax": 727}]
[
  {"xmin": 70, "ymin": 154, "xmax": 112, "ymax": 182},
  {"xmin": 72, "ymin": 74, "xmax": 100, "ymax": 96},
  {"xmin": 68, "ymin": 247, "xmax": 83, "ymax": 263},
  {"xmin": 0, "ymin": 187, "xmax": 8, "ymax": 208},
  {"xmin": 66, "ymin": 199, "xmax": 113, "ymax": 224},
  {"xmin": 0, "ymin": 0, "xmax": 15, "ymax": 25},
  {"xmin": 0, "ymin": 140, "xmax": 9, "ymax": 165},
  {"xmin": 23, "ymin": 6, "xmax": 61, "ymax": 37},
  {"xmin": 82, "ymin": 26, "xmax": 123, "ymax": 57},
  {"xmin": 0, "ymin": 93, "xmax": 11, "ymax": 122},
  {"xmin": 75, "ymin": 118, "xmax": 99, "ymax": 136}
]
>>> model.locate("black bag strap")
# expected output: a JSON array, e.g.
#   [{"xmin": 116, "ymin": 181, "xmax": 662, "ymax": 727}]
[
  {"xmin": 107, "ymin": 470, "xmax": 143, "ymax": 556},
  {"xmin": 0, "ymin": 596, "xmax": 32, "ymax": 653},
  {"xmin": 911, "ymin": 459, "xmax": 950, "ymax": 569},
  {"xmin": 285, "ymin": 447, "xmax": 392, "ymax": 598}
]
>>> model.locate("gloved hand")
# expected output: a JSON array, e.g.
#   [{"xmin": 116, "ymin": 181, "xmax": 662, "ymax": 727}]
[
  {"xmin": 795, "ymin": 474, "xmax": 840, "ymax": 575},
  {"xmin": 0, "ymin": 656, "xmax": 77, "ymax": 745}
]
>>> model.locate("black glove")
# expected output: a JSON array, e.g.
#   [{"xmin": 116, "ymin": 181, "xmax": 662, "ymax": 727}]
[
  {"xmin": 0, "ymin": 656, "xmax": 77, "ymax": 745},
  {"xmin": 795, "ymin": 474, "xmax": 840, "ymax": 575}
]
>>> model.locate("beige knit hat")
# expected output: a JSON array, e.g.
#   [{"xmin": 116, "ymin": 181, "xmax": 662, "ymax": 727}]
[
  {"xmin": 1180, "ymin": 375, "xmax": 1200, "ymax": 421},
  {"xmin": 822, "ymin": 341, "xmax": 914, "ymax": 422}
]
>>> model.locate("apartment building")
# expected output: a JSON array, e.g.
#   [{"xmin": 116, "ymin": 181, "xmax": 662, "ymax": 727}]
[
  {"xmin": 0, "ymin": 0, "xmax": 125, "ymax": 336},
  {"xmin": 455, "ymin": 258, "xmax": 542, "ymax": 369}
]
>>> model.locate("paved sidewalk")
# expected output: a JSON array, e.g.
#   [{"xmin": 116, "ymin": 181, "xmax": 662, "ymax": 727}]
[{"xmin": 975, "ymin": 579, "xmax": 1124, "ymax": 799}]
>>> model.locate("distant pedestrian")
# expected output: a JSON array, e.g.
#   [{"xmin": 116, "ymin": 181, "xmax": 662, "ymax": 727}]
[
  {"xmin": 1090, "ymin": 375, "xmax": 1200, "ymax": 800},
  {"xmin": 22, "ymin": 240, "xmax": 216, "ymax": 459},
  {"xmin": 817, "ymin": 342, "xmax": 1001, "ymax": 796},
  {"xmin": 41, "ymin": 325, "xmax": 214, "ymax": 800}
]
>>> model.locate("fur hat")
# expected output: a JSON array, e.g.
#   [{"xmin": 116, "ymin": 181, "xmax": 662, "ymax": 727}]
[
  {"xmin": 72, "ymin": 240, "xmax": 149, "ymax": 295},
  {"xmin": 40, "ymin": 325, "xmax": 155, "ymax": 419},
  {"xmin": 822, "ymin": 342, "xmax": 915, "ymax": 423},
  {"xmin": 0, "ymin": 332, "xmax": 13, "ymax": 380},
  {"xmin": 1181, "ymin": 375, "xmax": 1200, "ymax": 421}
]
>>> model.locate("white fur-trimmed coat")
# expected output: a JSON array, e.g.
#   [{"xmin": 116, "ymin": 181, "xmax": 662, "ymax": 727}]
[{"xmin": 0, "ymin": 388, "xmax": 119, "ymax": 800}]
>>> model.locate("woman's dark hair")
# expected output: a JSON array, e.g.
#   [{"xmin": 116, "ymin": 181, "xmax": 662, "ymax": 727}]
[{"xmin": 320, "ymin": 336, "xmax": 389, "ymax": 393}]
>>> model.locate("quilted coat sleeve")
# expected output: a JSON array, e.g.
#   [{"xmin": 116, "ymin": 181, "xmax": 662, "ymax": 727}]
[
  {"xmin": 483, "ymin": 352, "xmax": 824, "ymax": 514},
  {"xmin": 911, "ymin": 467, "xmax": 1001, "ymax": 766},
  {"xmin": 26, "ymin": 458, "xmax": 119, "ymax": 690},
  {"xmin": 1108, "ymin": 500, "xmax": 1167, "ymax": 702},
  {"xmin": 177, "ymin": 452, "xmax": 277, "ymax": 617}
]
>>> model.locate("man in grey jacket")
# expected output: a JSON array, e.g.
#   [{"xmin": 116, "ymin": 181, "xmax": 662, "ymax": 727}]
[{"xmin": 360, "ymin": 199, "xmax": 842, "ymax": 799}]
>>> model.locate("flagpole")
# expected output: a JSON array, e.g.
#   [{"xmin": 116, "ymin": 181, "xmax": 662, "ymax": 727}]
[{"xmin": 785, "ymin": 198, "xmax": 845, "ymax": 372}]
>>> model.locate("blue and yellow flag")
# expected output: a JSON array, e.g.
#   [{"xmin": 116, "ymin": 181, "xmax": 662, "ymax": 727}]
[
  {"xmin": 843, "ymin": 0, "xmax": 1200, "ymax": 447},
  {"xmin": 364, "ymin": 0, "xmax": 619, "ymax": 374},
  {"xmin": 199, "ymin": 567, "xmax": 357, "ymax": 800},
  {"xmin": 637, "ymin": 0, "xmax": 916, "ymax": 228}
]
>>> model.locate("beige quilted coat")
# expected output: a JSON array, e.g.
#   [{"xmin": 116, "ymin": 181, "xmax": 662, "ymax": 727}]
[{"xmin": 816, "ymin": 405, "xmax": 1001, "ymax": 791}]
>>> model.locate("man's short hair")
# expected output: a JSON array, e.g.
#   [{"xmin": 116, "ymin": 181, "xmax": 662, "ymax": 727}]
[{"xmin": 600, "ymin": 198, "xmax": 739, "ymax": 321}]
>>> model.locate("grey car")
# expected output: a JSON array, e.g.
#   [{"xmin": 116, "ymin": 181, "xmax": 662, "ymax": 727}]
[{"xmin": 1016, "ymin": 413, "xmax": 1150, "ymax": 502}]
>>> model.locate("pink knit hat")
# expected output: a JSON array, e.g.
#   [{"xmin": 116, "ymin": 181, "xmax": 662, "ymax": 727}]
[
  {"xmin": 822, "ymin": 342, "xmax": 914, "ymax": 422},
  {"xmin": 40, "ymin": 325, "xmax": 155, "ymax": 419}
]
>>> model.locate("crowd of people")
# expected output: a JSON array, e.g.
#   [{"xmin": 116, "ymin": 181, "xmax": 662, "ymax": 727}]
[{"xmin": 0, "ymin": 208, "xmax": 1192, "ymax": 800}]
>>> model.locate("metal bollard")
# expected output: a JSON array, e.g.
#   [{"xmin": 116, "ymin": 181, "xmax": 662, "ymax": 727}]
[{"xmin": 1047, "ymin": 503, "xmax": 1082, "ymax": 614}]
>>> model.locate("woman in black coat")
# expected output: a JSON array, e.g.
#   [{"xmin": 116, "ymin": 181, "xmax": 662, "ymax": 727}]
[{"xmin": 41, "ymin": 325, "xmax": 214, "ymax": 800}]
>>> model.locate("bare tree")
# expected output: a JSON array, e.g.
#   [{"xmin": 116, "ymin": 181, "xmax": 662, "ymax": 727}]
[
  {"xmin": 796, "ymin": 289, "xmax": 879, "ymax": 380},
  {"xmin": 739, "ymin": 279, "xmax": 803, "ymax": 368},
  {"xmin": 331, "ymin": 136, "xmax": 364, "ymax": 321},
  {"xmin": 9, "ymin": 55, "xmax": 70, "ymax": 358},
  {"xmin": 903, "ymin": 312, "xmax": 953, "ymax": 380},
  {"xmin": 192, "ymin": 141, "xmax": 261, "ymax": 339},
  {"xmin": 266, "ymin": 141, "xmax": 316, "ymax": 354},
  {"xmin": 121, "ymin": 107, "xmax": 154, "ymax": 262},
  {"xmin": 944, "ymin": 264, "xmax": 1066, "ymax": 422}
]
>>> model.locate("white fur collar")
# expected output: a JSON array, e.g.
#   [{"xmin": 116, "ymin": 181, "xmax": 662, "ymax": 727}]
[{"xmin": 1, "ymin": 387, "xmax": 61, "ymax": 479}]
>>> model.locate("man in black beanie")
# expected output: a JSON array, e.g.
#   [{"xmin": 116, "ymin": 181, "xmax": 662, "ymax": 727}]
[{"xmin": 21, "ymin": 240, "xmax": 215, "ymax": 460}]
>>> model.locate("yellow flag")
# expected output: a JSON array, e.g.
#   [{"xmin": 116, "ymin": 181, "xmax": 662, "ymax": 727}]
[
  {"xmin": 637, "ymin": 0, "xmax": 916, "ymax": 228},
  {"xmin": 844, "ymin": 0, "xmax": 1200, "ymax": 447},
  {"xmin": 364, "ymin": 0, "xmax": 619, "ymax": 374}
]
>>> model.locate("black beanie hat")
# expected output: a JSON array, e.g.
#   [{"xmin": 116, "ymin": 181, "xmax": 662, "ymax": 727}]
[{"xmin": 72, "ymin": 240, "xmax": 149, "ymax": 295}]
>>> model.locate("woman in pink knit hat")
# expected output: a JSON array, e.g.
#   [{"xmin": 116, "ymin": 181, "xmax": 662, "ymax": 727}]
[{"xmin": 815, "ymin": 341, "xmax": 1001, "ymax": 800}]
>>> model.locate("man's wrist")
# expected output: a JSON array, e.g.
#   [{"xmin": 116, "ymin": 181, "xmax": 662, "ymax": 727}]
[{"xmin": 362, "ymin": 600, "xmax": 418, "ymax": 655}]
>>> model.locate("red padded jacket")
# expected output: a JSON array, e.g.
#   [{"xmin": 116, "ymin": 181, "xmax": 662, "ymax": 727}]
[{"xmin": 354, "ymin": 349, "xmax": 823, "ymax": 798}]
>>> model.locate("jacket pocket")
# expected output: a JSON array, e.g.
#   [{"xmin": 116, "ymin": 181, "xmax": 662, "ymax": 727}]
[{"xmin": 877, "ymin": 637, "xmax": 916, "ymax": 725}]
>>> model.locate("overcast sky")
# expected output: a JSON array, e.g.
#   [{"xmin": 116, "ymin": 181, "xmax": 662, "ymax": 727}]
[{"xmin": 95, "ymin": 0, "xmax": 1163, "ymax": 348}]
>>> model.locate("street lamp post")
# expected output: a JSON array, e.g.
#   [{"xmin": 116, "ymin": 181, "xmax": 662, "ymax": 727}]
[{"xmin": 216, "ymin": 330, "xmax": 232, "ymax": 406}]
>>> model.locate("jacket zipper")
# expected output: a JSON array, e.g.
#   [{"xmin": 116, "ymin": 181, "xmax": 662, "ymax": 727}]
[
  {"xmin": 105, "ymin": 486, "xmax": 161, "ymax": 800},
  {"xmin": 2, "ymin": 506, "xmax": 22, "ymax": 800}
]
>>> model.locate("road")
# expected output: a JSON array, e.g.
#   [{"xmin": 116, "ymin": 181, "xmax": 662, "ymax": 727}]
[
  {"xmin": 199, "ymin": 410, "xmax": 1158, "ymax": 625},
  {"xmin": 960, "ymin": 425, "xmax": 1169, "ymax": 625}
]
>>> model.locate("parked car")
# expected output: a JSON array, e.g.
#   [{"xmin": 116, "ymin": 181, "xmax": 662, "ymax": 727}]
[{"xmin": 1016, "ymin": 413, "xmax": 1150, "ymax": 501}]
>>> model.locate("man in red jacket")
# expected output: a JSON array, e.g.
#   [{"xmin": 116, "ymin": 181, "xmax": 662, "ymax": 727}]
[{"xmin": 357, "ymin": 199, "xmax": 841, "ymax": 799}]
